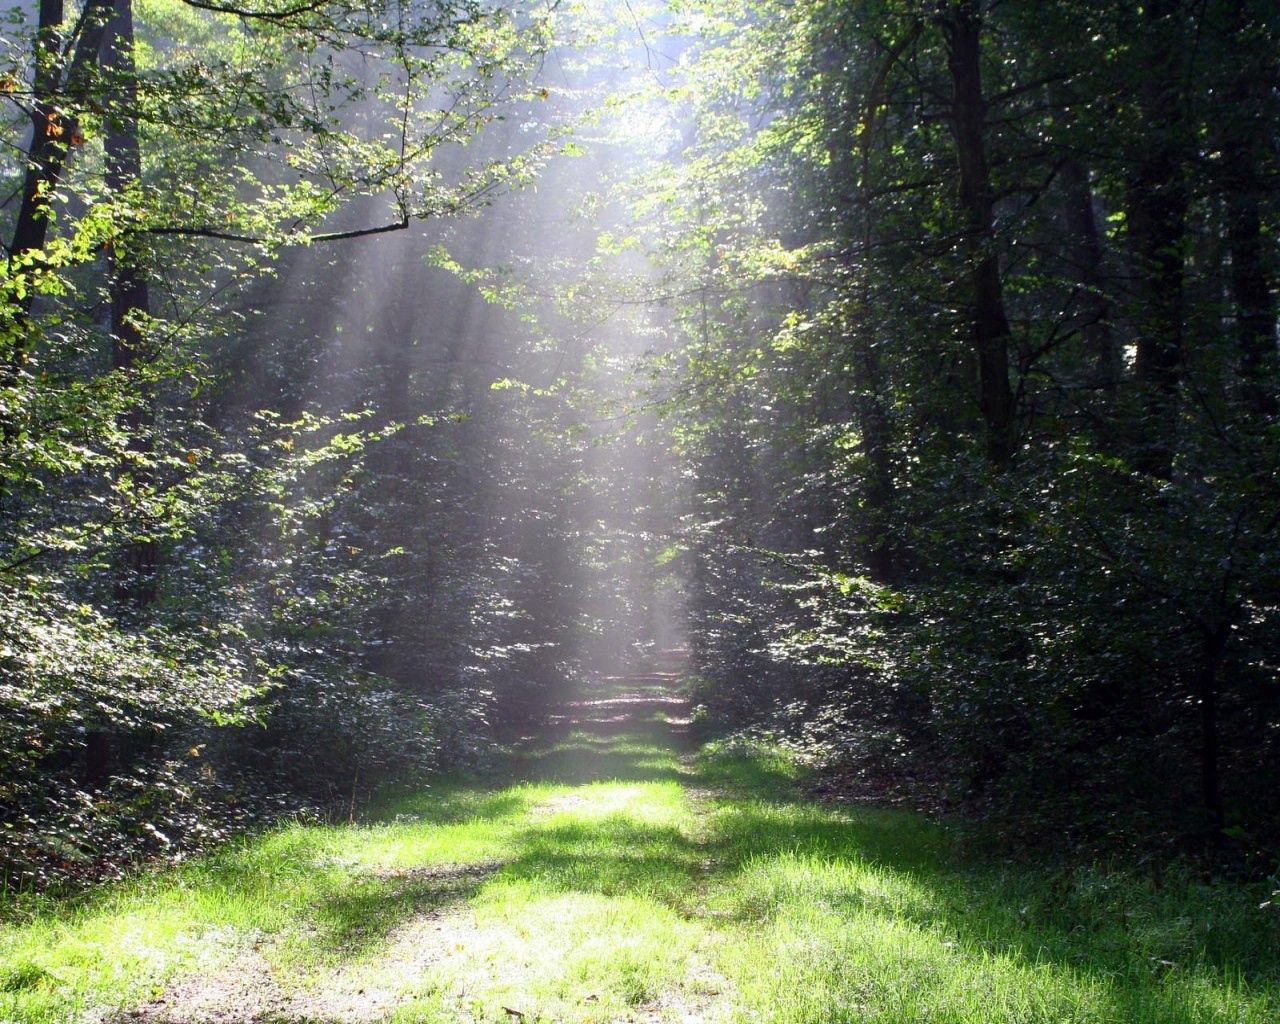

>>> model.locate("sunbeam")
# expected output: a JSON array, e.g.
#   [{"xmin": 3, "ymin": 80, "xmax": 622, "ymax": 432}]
[{"xmin": 1, "ymin": 0, "xmax": 1279, "ymax": 1021}]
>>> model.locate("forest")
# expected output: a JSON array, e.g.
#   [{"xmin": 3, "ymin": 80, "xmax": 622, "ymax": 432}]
[{"xmin": 0, "ymin": 0, "xmax": 1278, "ymax": 1022}]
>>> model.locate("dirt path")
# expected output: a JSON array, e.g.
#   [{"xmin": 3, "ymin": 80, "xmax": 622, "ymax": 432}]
[
  {"xmin": 8, "ymin": 675, "xmax": 1275, "ymax": 1024},
  {"xmin": 119, "ymin": 677, "xmax": 729, "ymax": 1024}
]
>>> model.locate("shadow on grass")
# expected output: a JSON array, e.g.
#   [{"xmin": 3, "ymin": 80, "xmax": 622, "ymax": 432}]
[
  {"xmin": 473, "ymin": 694, "xmax": 1280, "ymax": 1024},
  {"xmin": 690, "ymin": 751, "xmax": 1280, "ymax": 1023},
  {"xmin": 265, "ymin": 690, "xmax": 701, "ymax": 960},
  {"xmin": 306, "ymin": 863, "xmax": 496, "ymax": 957},
  {"xmin": 513, "ymin": 746, "xmax": 689, "ymax": 786},
  {"xmin": 9, "ymin": 677, "xmax": 1278, "ymax": 1024},
  {"xmin": 316, "ymin": 694, "xmax": 1280, "ymax": 1020},
  {"xmin": 508, "ymin": 691, "xmax": 696, "ymax": 786},
  {"xmin": 501, "ymin": 819, "xmax": 699, "ymax": 904},
  {"xmin": 373, "ymin": 788, "xmax": 533, "ymax": 827}
]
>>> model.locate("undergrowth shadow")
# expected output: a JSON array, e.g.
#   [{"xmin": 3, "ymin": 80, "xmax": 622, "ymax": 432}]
[
  {"xmin": 305, "ymin": 864, "xmax": 493, "ymax": 957},
  {"xmin": 694, "ymin": 754, "xmax": 1280, "ymax": 1023}
]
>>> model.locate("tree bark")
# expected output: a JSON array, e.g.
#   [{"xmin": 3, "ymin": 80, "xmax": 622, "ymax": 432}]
[
  {"xmin": 2, "ymin": 0, "xmax": 115, "ymax": 461},
  {"xmin": 1059, "ymin": 158, "xmax": 1119, "ymax": 388},
  {"xmin": 823, "ymin": 29, "xmax": 908, "ymax": 582},
  {"xmin": 940, "ymin": 1, "xmax": 1016, "ymax": 466},
  {"xmin": 1216, "ymin": 3, "xmax": 1278, "ymax": 418},
  {"xmin": 1227, "ymin": 190, "xmax": 1277, "ymax": 418},
  {"xmin": 8, "ymin": 0, "xmax": 67, "ymax": 332},
  {"xmin": 104, "ymin": 0, "xmax": 157, "ymax": 609},
  {"xmin": 1125, "ymin": 0, "xmax": 1189, "ymax": 478},
  {"xmin": 1195, "ymin": 622, "xmax": 1230, "ymax": 839},
  {"xmin": 6, "ymin": 0, "xmax": 114, "ymax": 334}
]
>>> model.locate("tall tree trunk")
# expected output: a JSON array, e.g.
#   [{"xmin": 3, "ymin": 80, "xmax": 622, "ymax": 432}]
[
  {"xmin": 1195, "ymin": 622, "xmax": 1230, "ymax": 839},
  {"xmin": 852, "ymin": 89, "xmax": 902, "ymax": 586},
  {"xmin": 1059, "ymin": 158, "xmax": 1119, "ymax": 388},
  {"xmin": 1125, "ymin": 0, "xmax": 1189, "ymax": 478},
  {"xmin": 824, "ymin": 30, "xmax": 909, "ymax": 582},
  {"xmin": 940, "ymin": 1, "xmax": 1016, "ymax": 467},
  {"xmin": 5, "ymin": 0, "xmax": 113, "ymax": 337},
  {"xmin": 8, "ymin": 0, "xmax": 67, "ymax": 337},
  {"xmin": 2, "ymin": 0, "xmax": 114, "ymax": 459},
  {"xmin": 1216, "ymin": 4, "xmax": 1277, "ymax": 418},
  {"xmin": 1226, "ymin": 190, "xmax": 1277, "ymax": 418},
  {"xmin": 369, "ymin": 250, "xmax": 422, "ymax": 685},
  {"xmin": 104, "ymin": 0, "xmax": 157, "ymax": 610},
  {"xmin": 80, "ymin": 0, "xmax": 153, "ymax": 786},
  {"xmin": 852, "ymin": 332, "xmax": 898, "ymax": 582}
]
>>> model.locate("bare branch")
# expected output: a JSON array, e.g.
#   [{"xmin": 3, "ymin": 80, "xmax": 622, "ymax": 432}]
[
  {"xmin": 143, "ymin": 215, "xmax": 411, "ymax": 245},
  {"xmin": 178, "ymin": 0, "xmax": 332, "ymax": 23}
]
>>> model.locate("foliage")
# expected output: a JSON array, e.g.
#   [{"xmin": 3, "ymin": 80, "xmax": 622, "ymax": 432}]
[
  {"xmin": 632, "ymin": 0, "xmax": 1280, "ymax": 860},
  {"xmin": 0, "ymin": 0, "xmax": 559, "ymax": 886}
]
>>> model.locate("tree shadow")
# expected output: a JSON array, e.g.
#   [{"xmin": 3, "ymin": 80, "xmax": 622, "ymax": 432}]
[
  {"xmin": 373, "ymin": 788, "xmax": 533, "ymax": 827},
  {"xmin": 501, "ymin": 818, "xmax": 700, "ymax": 904},
  {"xmin": 692, "ymin": 767, "xmax": 1280, "ymax": 1023},
  {"xmin": 303, "ymin": 861, "xmax": 498, "ymax": 957},
  {"xmin": 513, "ymin": 744, "xmax": 689, "ymax": 786},
  {"xmin": 508, "ymin": 681, "xmax": 696, "ymax": 779},
  {"xmin": 478, "ymin": 681, "xmax": 1280, "ymax": 1023}
]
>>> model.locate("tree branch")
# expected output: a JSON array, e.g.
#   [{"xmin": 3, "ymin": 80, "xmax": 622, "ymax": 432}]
[
  {"xmin": 178, "ymin": 0, "xmax": 332, "ymax": 22},
  {"xmin": 144, "ymin": 215, "xmax": 412, "ymax": 245}
]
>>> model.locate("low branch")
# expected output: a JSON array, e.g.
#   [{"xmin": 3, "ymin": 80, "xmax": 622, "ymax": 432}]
[
  {"xmin": 178, "ymin": 0, "xmax": 332, "ymax": 22},
  {"xmin": 144, "ymin": 215, "xmax": 411, "ymax": 245}
]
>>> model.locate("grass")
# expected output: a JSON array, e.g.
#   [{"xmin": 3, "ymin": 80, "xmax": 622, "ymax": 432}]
[{"xmin": 2, "ymin": 685, "xmax": 1278, "ymax": 1024}]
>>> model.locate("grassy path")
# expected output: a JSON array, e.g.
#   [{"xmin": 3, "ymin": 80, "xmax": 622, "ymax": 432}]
[{"xmin": 2, "ymin": 679, "xmax": 1278, "ymax": 1024}]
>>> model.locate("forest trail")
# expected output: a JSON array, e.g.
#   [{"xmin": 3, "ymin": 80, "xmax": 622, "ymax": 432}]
[{"xmin": 3, "ymin": 675, "xmax": 1277, "ymax": 1024}]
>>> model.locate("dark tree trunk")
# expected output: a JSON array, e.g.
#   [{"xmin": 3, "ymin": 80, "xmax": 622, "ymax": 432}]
[
  {"xmin": 104, "ymin": 0, "xmax": 147, "ymax": 361},
  {"xmin": 104, "ymin": 0, "xmax": 157, "ymax": 610},
  {"xmin": 823, "ymin": 31, "xmax": 907, "ymax": 583},
  {"xmin": 1215, "ymin": 6, "xmax": 1278, "ymax": 418},
  {"xmin": 854, "ymin": 337, "xmax": 898, "ymax": 583},
  {"xmin": 8, "ymin": 0, "xmax": 67, "ymax": 334},
  {"xmin": 940, "ymin": 1, "xmax": 1016, "ymax": 466},
  {"xmin": 1059, "ymin": 158, "xmax": 1119, "ymax": 388},
  {"xmin": 1125, "ymin": 0, "xmax": 1189, "ymax": 478},
  {"xmin": 3, "ymin": 0, "xmax": 114, "ymax": 462},
  {"xmin": 77, "ymin": 0, "xmax": 153, "ymax": 784},
  {"xmin": 1195, "ymin": 623, "xmax": 1230, "ymax": 839},
  {"xmin": 1227, "ymin": 192, "xmax": 1278, "ymax": 418},
  {"xmin": 83, "ymin": 729, "xmax": 113, "ymax": 787},
  {"xmin": 5, "ymin": 0, "xmax": 113, "ymax": 338}
]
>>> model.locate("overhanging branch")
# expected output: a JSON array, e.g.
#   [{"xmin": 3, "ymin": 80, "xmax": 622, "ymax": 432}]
[
  {"xmin": 144, "ymin": 215, "xmax": 412, "ymax": 245},
  {"xmin": 178, "ymin": 0, "xmax": 332, "ymax": 22}
]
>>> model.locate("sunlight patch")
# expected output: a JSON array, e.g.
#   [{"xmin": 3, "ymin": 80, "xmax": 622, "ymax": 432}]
[
  {"xmin": 388, "ymin": 890, "xmax": 710, "ymax": 1023},
  {"xmin": 531, "ymin": 781, "xmax": 687, "ymax": 826}
]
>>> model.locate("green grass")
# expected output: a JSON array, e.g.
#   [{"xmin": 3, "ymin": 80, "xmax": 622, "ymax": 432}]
[{"xmin": 2, "ymin": 693, "xmax": 1277, "ymax": 1023}]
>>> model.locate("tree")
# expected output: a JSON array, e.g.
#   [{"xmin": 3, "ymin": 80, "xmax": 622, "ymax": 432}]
[
  {"xmin": 641, "ymin": 0, "xmax": 1280, "ymax": 857},
  {"xmin": 0, "ymin": 0, "xmax": 557, "ymax": 885}
]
